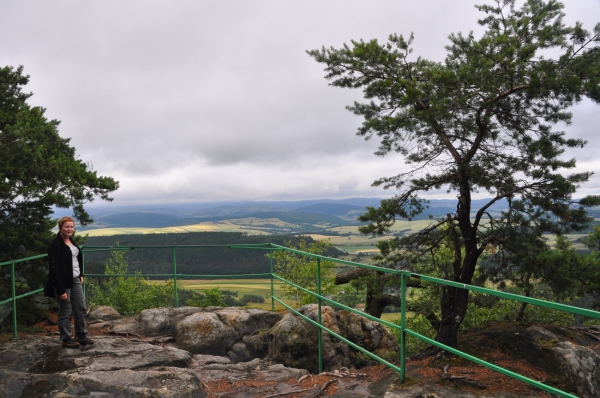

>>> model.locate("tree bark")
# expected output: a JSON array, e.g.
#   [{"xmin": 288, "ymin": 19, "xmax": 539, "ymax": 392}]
[
  {"xmin": 334, "ymin": 268, "xmax": 421, "ymax": 287},
  {"xmin": 334, "ymin": 267, "xmax": 422, "ymax": 318},
  {"xmin": 434, "ymin": 182, "xmax": 480, "ymax": 348},
  {"xmin": 365, "ymin": 290, "xmax": 401, "ymax": 318}
]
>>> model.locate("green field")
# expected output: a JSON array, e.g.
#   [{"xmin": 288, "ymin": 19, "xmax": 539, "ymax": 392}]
[{"xmin": 176, "ymin": 279, "xmax": 297, "ymax": 311}]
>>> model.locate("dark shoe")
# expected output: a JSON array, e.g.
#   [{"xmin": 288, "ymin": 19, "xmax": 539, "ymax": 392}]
[
  {"xmin": 62, "ymin": 338, "xmax": 80, "ymax": 348},
  {"xmin": 75, "ymin": 334, "xmax": 94, "ymax": 345}
]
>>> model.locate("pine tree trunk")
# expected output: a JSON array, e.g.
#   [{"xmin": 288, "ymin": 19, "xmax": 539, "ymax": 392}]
[{"xmin": 436, "ymin": 285, "xmax": 470, "ymax": 348}]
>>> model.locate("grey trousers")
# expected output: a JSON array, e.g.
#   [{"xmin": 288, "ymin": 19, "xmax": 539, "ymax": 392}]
[{"xmin": 55, "ymin": 277, "xmax": 87, "ymax": 340}]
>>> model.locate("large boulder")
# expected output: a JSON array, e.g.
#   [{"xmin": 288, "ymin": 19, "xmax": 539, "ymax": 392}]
[
  {"xmin": 471, "ymin": 324, "xmax": 600, "ymax": 398},
  {"xmin": 174, "ymin": 307, "xmax": 282, "ymax": 358},
  {"xmin": 214, "ymin": 307, "xmax": 282, "ymax": 336},
  {"xmin": 87, "ymin": 305, "xmax": 139, "ymax": 334},
  {"xmin": 88, "ymin": 305, "xmax": 123, "ymax": 321},
  {"xmin": 335, "ymin": 308, "xmax": 400, "ymax": 364},
  {"xmin": 244, "ymin": 305, "xmax": 399, "ymax": 373},
  {"xmin": 260, "ymin": 312, "xmax": 321, "ymax": 372},
  {"xmin": 175, "ymin": 311, "xmax": 240, "ymax": 356},
  {"xmin": 551, "ymin": 339, "xmax": 600, "ymax": 397},
  {"xmin": 138, "ymin": 306, "xmax": 204, "ymax": 336}
]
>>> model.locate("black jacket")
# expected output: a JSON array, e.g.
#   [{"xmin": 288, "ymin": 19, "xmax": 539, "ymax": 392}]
[{"xmin": 48, "ymin": 233, "xmax": 84, "ymax": 296}]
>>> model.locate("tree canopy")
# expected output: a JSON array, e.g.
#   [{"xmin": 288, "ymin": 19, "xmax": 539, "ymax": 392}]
[
  {"xmin": 309, "ymin": 0, "xmax": 600, "ymax": 347},
  {"xmin": 0, "ymin": 65, "xmax": 118, "ymax": 262},
  {"xmin": 0, "ymin": 65, "xmax": 118, "ymax": 327}
]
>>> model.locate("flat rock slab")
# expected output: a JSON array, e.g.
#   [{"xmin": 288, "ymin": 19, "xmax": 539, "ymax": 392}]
[{"xmin": 0, "ymin": 335, "xmax": 204, "ymax": 398}]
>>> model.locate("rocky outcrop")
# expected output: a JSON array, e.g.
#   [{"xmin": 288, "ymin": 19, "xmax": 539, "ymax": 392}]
[
  {"xmin": 86, "ymin": 305, "xmax": 399, "ymax": 373},
  {"xmin": 87, "ymin": 306, "xmax": 139, "ymax": 335},
  {"xmin": 176, "ymin": 311, "xmax": 241, "ymax": 356},
  {"xmin": 257, "ymin": 305, "xmax": 399, "ymax": 373},
  {"xmin": 468, "ymin": 324, "xmax": 600, "ymax": 398},
  {"xmin": 0, "ymin": 335, "xmax": 205, "ymax": 398},
  {"xmin": 168, "ymin": 304, "xmax": 399, "ymax": 372},
  {"xmin": 193, "ymin": 354, "xmax": 309, "ymax": 382},
  {"xmin": 7, "ymin": 305, "xmax": 597, "ymax": 397},
  {"xmin": 137, "ymin": 306, "xmax": 204, "ymax": 336}
]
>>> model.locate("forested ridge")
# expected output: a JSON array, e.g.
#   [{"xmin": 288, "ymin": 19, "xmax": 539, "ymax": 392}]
[{"xmin": 83, "ymin": 232, "xmax": 343, "ymax": 276}]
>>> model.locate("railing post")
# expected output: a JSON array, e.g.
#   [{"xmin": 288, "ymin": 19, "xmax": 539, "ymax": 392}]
[
  {"xmin": 317, "ymin": 257, "xmax": 323, "ymax": 374},
  {"xmin": 269, "ymin": 250, "xmax": 274, "ymax": 312},
  {"xmin": 11, "ymin": 261, "xmax": 18, "ymax": 340},
  {"xmin": 400, "ymin": 271, "xmax": 407, "ymax": 382},
  {"xmin": 172, "ymin": 247, "xmax": 178, "ymax": 308}
]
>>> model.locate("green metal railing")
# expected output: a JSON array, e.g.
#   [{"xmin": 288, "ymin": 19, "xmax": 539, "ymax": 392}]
[{"xmin": 2, "ymin": 243, "xmax": 599, "ymax": 398}]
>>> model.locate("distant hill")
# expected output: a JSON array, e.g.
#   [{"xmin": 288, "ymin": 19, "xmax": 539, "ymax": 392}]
[
  {"xmin": 94, "ymin": 212, "xmax": 180, "ymax": 228},
  {"xmin": 60, "ymin": 197, "xmax": 517, "ymax": 233},
  {"xmin": 295, "ymin": 203, "xmax": 367, "ymax": 216}
]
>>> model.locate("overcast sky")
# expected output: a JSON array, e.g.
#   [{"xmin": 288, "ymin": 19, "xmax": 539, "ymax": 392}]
[{"xmin": 2, "ymin": 0, "xmax": 599, "ymax": 205}]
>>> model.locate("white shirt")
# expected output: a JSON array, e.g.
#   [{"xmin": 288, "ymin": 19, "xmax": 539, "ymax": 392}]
[{"xmin": 67, "ymin": 243, "xmax": 80, "ymax": 278}]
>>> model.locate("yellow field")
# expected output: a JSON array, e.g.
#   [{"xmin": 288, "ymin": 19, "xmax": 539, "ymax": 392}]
[
  {"xmin": 306, "ymin": 220, "xmax": 435, "ymax": 255},
  {"xmin": 83, "ymin": 221, "xmax": 271, "ymax": 237}
]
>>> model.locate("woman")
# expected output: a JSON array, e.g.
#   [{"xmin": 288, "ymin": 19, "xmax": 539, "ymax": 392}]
[{"xmin": 48, "ymin": 217, "xmax": 94, "ymax": 348}]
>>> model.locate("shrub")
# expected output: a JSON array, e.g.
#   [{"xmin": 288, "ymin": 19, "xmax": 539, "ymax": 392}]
[
  {"xmin": 87, "ymin": 247, "xmax": 174, "ymax": 316},
  {"xmin": 240, "ymin": 294, "xmax": 265, "ymax": 305}
]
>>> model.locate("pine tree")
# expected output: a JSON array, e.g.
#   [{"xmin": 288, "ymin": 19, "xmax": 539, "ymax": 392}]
[{"xmin": 309, "ymin": 0, "xmax": 600, "ymax": 348}]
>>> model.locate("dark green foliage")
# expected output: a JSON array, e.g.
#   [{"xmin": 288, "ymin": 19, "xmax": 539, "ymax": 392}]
[
  {"xmin": 239, "ymin": 294, "xmax": 265, "ymax": 305},
  {"xmin": 309, "ymin": 0, "xmax": 599, "ymax": 347},
  {"xmin": 0, "ymin": 66, "xmax": 118, "ymax": 327},
  {"xmin": 331, "ymin": 283, "xmax": 366, "ymax": 310},
  {"xmin": 83, "ymin": 232, "xmax": 343, "ymax": 277},
  {"xmin": 271, "ymin": 239, "xmax": 337, "ymax": 305},
  {"xmin": 186, "ymin": 286, "xmax": 226, "ymax": 307}
]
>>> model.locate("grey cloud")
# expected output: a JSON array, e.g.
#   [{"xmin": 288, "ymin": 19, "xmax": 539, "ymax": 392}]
[{"xmin": 1, "ymin": 0, "xmax": 599, "ymax": 203}]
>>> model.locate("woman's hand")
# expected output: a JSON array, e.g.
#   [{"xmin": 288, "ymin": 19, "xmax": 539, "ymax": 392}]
[
  {"xmin": 80, "ymin": 276, "xmax": 84, "ymax": 284},
  {"xmin": 59, "ymin": 293, "xmax": 68, "ymax": 300}
]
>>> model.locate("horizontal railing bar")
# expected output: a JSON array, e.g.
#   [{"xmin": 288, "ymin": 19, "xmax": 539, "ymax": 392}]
[
  {"xmin": 81, "ymin": 243, "xmax": 274, "ymax": 250},
  {"xmin": 412, "ymin": 273, "xmax": 600, "ymax": 319},
  {"xmin": 85, "ymin": 273, "xmax": 272, "ymax": 279},
  {"xmin": 405, "ymin": 329, "xmax": 577, "ymax": 398},
  {"xmin": 85, "ymin": 274, "xmax": 174, "ymax": 278},
  {"xmin": 0, "ymin": 297, "xmax": 13, "ymax": 306},
  {"xmin": 175, "ymin": 273, "xmax": 272, "ymax": 279},
  {"xmin": 0, "ymin": 254, "xmax": 47, "ymax": 267},
  {"xmin": 272, "ymin": 296, "xmax": 403, "ymax": 374},
  {"xmin": 80, "ymin": 248, "xmax": 131, "ymax": 253},
  {"xmin": 0, "ymin": 288, "xmax": 44, "ymax": 306}
]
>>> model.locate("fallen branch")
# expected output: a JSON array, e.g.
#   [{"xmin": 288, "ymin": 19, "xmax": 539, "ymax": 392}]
[
  {"xmin": 318, "ymin": 368, "xmax": 367, "ymax": 379},
  {"xmin": 312, "ymin": 379, "xmax": 337, "ymax": 398},
  {"xmin": 261, "ymin": 388, "xmax": 314, "ymax": 398},
  {"xmin": 263, "ymin": 378, "xmax": 338, "ymax": 398},
  {"xmin": 442, "ymin": 365, "xmax": 485, "ymax": 389},
  {"xmin": 566, "ymin": 326, "xmax": 600, "ymax": 342},
  {"xmin": 298, "ymin": 374, "xmax": 312, "ymax": 384},
  {"xmin": 107, "ymin": 330, "xmax": 144, "ymax": 339}
]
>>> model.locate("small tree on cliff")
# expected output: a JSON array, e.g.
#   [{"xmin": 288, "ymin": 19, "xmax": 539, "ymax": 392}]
[
  {"xmin": 272, "ymin": 239, "xmax": 336, "ymax": 306},
  {"xmin": 309, "ymin": 0, "xmax": 600, "ymax": 348}
]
